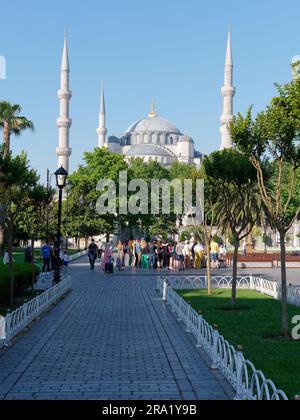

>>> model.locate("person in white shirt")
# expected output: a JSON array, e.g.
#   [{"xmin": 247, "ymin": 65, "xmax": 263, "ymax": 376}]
[
  {"xmin": 62, "ymin": 251, "xmax": 70, "ymax": 272},
  {"xmin": 183, "ymin": 241, "xmax": 191, "ymax": 270},
  {"xmin": 219, "ymin": 245, "xmax": 227, "ymax": 258},
  {"xmin": 3, "ymin": 249, "xmax": 14, "ymax": 265},
  {"xmin": 219, "ymin": 245, "xmax": 227, "ymax": 268},
  {"xmin": 0, "ymin": 315, "xmax": 6, "ymax": 341},
  {"xmin": 176, "ymin": 242, "xmax": 185, "ymax": 271},
  {"xmin": 3, "ymin": 251, "xmax": 9, "ymax": 265},
  {"xmin": 242, "ymin": 240, "xmax": 247, "ymax": 256}
]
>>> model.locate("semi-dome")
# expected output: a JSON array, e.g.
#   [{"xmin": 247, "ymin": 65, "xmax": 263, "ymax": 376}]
[
  {"xmin": 107, "ymin": 135, "xmax": 120, "ymax": 144},
  {"xmin": 125, "ymin": 116, "xmax": 182, "ymax": 135},
  {"xmin": 125, "ymin": 144, "xmax": 174, "ymax": 157}
]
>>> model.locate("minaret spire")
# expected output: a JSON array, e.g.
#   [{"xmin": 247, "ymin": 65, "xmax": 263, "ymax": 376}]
[
  {"xmin": 220, "ymin": 28, "xmax": 236, "ymax": 150},
  {"xmin": 97, "ymin": 82, "xmax": 107, "ymax": 147},
  {"xmin": 148, "ymin": 98, "xmax": 157, "ymax": 118},
  {"xmin": 56, "ymin": 32, "xmax": 72, "ymax": 172}
]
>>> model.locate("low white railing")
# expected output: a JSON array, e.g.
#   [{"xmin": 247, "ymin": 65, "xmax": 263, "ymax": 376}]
[
  {"xmin": 69, "ymin": 250, "xmax": 88, "ymax": 261},
  {"xmin": 159, "ymin": 279, "xmax": 288, "ymax": 401},
  {"xmin": 0, "ymin": 274, "xmax": 72, "ymax": 349},
  {"xmin": 158, "ymin": 275, "xmax": 300, "ymax": 307}
]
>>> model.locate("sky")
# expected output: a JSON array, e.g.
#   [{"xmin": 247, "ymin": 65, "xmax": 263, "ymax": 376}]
[{"xmin": 0, "ymin": 0, "xmax": 300, "ymax": 182}]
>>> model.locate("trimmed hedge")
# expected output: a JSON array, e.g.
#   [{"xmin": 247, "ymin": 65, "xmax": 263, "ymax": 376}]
[{"xmin": 0, "ymin": 263, "xmax": 41, "ymax": 304}]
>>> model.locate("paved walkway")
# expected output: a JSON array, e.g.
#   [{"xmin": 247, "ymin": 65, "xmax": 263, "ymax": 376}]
[{"xmin": 0, "ymin": 257, "xmax": 233, "ymax": 400}]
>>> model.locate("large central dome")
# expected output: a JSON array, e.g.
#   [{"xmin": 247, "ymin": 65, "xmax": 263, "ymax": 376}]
[
  {"xmin": 125, "ymin": 116, "xmax": 182, "ymax": 135},
  {"xmin": 105, "ymin": 99, "xmax": 203, "ymax": 167}
]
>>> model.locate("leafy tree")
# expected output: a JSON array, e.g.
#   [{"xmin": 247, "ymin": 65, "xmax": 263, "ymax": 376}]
[
  {"xmin": 69, "ymin": 148, "xmax": 129, "ymax": 243},
  {"xmin": 188, "ymin": 166, "xmax": 222, "ymax": 295},
  {"xmin": 0, "ymin": 151, "xmax": 39, "ymax": 306},
  {"xmin": 0, "ymin": 101, "xmax": 34, "ymax": 156},
  {"xmin": 230, "ymin": 79, "xmax": 300, "ymax": 336},
  {"xmin": 0, "ymin": 102, "xmax": 34, "ymax": 255},
  {"xmin": 128, "ymin": 158, "xmax": 171, "ymax": 237},
  {"xmin": 203, "ymin": 149, "xmax": 261, "ymax": 306},
  {"xmin": 16, "ymin": 184, "xmax": 55, "ymax": 291}
]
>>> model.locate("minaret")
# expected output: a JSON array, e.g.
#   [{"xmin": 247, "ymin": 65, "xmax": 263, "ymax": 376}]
[
  {"xmin": 97, "ymin": 82, "xmax": 107, "ymax": 147},
  {"xmin": 56, "ymin": 32, "xmax": 72, "ymax": 172},
  {"xmin": 220, "ymin": 29, "xmax": 236, "ymax": 150}
]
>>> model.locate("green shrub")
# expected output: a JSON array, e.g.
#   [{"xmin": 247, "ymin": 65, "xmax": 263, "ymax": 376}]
[{"xmin": 0, "ymin": 263, "xmax": 40, "ymax": 304}]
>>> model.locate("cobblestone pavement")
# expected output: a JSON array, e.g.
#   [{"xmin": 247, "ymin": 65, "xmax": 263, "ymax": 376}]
[{"xmin": 0, "ymin": 257, "xmax": 233, "ymax": 401}]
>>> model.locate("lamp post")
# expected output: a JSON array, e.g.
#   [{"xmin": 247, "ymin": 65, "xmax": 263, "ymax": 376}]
[
  {"xmin": 65, "ymin": 180, "xmax": 73, "ymax": 250},
  {"xmin": 46, "ymin": 169, "xmax": 50, "ymax": 242},
  {"xmin": 53, "ymin": 166, "xmax": 68, "ymax": 284},
  {"xmin": 78, "ymin": 195, "xmax": 84, "ymax": 250},
  {"xmin": 45, "ymin": 169, "xmax": 55, "ymax": 242}
]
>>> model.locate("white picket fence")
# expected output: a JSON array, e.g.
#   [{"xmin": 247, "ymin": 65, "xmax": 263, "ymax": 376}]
[
  {"xmin": 157, "ymin": 276, "xmax": 291, "ymax": 401},
  {"xmin": 0, "ymin": 274, "xmax": 72, "ymax": 349},
  {"xmin": 158, "ymin": 275, "xmax": 300, "ymax": 307},
  {"xmin": 0, "ymin": 250, "xmax": 86, "ymax": 349}
]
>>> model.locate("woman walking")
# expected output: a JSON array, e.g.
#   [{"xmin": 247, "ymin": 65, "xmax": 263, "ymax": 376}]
[
  {"xmin": 102, "ymin": 244, "xmax": 113, "ymax": 274},
  {"xmin": 161, "ymin": 240, "xmax": 170, "ymax": 270},
  {"xmin": 116, "ymin": 241, "xmax": 124, "ymax": 271},
  {"xmin": 156, "ymin": 241, "xmax": 163, "ymax": 269}
]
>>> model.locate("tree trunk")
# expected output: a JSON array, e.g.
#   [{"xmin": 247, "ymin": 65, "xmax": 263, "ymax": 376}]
[
  {"xmin": 31, "ymin": 238, "xmax": 35, "ymax": 294},
  {"xmin": 206, "ymin": 241, "xmax": 212, "ymax": 296},
  {"xmin": 106, "ymin": 232, "xmax": 110, "ymax": 243},
  {"xmin": 279, "ymin": 231, "xmax": 289, "ymax": 337},
  {"xmin": 0, "ymin": 188, "xmax": 7, "ymax": 256},
  {"xmin": 232, "ymin": 243, "xmax": 239, "ymax": 308},
  {"xmin": 7, "ymin": 224, "xmax": 14, "ymax": 309},
  {"xmin": 0, "ymin": 222, "xmax": 4, "ymax": 256},
  {"xmin": 3, "ymin": 122, "xmax": 11, "ymax": 157}
]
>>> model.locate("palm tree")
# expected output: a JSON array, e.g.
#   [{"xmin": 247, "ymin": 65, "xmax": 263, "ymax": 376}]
[
  {"xmin": 0, "ymin": 101, "xmax": 34, "ymax": 156},
  {"xmin": 0, "ymin": 101, "xmax": 34, "ymax": 254}
]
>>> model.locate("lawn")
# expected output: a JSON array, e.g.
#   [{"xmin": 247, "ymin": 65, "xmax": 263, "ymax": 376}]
[
  {"xmin": 178, "ymin": 289, "xmax": 300, "ymax": 400},
  {"xmin": 12, "ymin": 248, "xmax": 81, "ymax": 265}
]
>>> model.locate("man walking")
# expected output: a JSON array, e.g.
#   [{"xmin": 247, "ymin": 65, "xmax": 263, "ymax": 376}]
[
  {"xmin": 88, "ymin": 239, "xmax": 98, "ymax": 270},
  {"xmin": 41, "ymin": 242, "xmax": 51, "ymax": 272}
]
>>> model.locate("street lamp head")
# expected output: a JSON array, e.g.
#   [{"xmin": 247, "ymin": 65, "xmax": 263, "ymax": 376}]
[{"xmin": 54, "ymin": 166, "xmax": 68, "ymax": 189}]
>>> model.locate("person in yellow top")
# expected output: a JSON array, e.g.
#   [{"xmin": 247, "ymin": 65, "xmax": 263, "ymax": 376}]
[{"xmin": 210, "ymin": 240, "xmax": 219, "ymax": 269}]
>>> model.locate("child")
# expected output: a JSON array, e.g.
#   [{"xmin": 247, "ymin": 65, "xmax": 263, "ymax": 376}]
[{"xmin": 62, "ymin": 251, "xmax": 70, "ymax": 273}]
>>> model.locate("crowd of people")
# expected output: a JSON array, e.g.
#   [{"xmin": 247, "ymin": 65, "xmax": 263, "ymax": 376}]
[
  {"xmin": 87, "ymin": 238, "xmax": 228, "ymax": 274},
  {"xmin": 40, "ymin": 242, "xmax": 71, "ymax": 273},
  {"xmin": 2, "ymin": 237, "xmax": 227, "ymax": 274},
  {"xmin": 8, "ymin": 242, "xmax": 72, "ymax": 273}
]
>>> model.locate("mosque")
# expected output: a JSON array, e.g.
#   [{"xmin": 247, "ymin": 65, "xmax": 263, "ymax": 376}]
[
  {"xmin": 56, "ymin": 31, "xmax": 235, "ymax": 172},
  {"xmin": 55, "ymin": 33, "xmax": 300, "ymax": 247}
]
